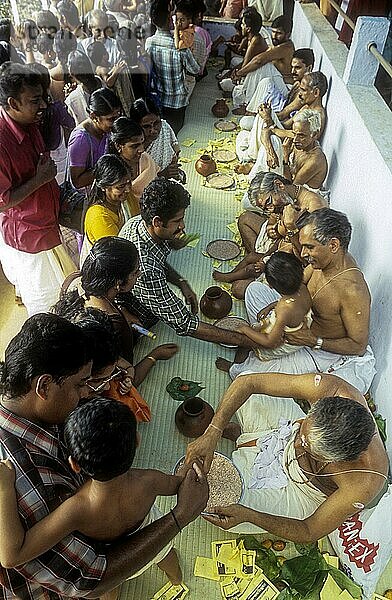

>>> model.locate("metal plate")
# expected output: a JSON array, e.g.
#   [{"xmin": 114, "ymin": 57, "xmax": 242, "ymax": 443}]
[
  {"xmin": 214, "ymin": 149, "xmax": 237, "ymax": 163},
  {"xmin": 214, "ymin": 120, "xmax": 238, "ymax": 132},
  {"xmin": 174, "ymin": 452, "xmax": 244, "ymax": 514},
  {"xmin": 214, "ymin": 315, "xmax": 249, "ymax": 348},
  {"xmin": 206, "ymin": 239, "xmax": 241, "ymax": 261},
  {"xmin": 205, "ymin": 173, "xmax": 235, "ymax": 189}
]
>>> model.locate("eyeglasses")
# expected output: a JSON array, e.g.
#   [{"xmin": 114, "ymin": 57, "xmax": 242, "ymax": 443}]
[{"xmin": 86, "ymin": 366, "xmax": 124, "ymax": 393}]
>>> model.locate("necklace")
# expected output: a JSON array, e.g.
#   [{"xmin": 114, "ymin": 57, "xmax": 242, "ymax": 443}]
[{"xmin": 311, "ymin": 267, "xmax": 361, "ymax": 301}]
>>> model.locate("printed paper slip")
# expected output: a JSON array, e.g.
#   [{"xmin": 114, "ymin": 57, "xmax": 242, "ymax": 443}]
[
  {"xmin": 212, "ymin": 540, "xmax": 238, "ymax": 577},
  {"xmin": 237, "ymin": 568, "xmax": 279, "ymax": 600},
  {"xmin": 194, "ymin": 556, "xmax": 220, "ymax": 581},
  {"xmin": 151, "ymin": 581, "xmax": 189, "ymax": 600}
]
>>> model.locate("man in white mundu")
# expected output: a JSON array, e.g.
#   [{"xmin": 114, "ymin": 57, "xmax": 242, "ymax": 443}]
[{"xmin": 222, "ymin": 208, "xmax": 376, "ymax": 395}]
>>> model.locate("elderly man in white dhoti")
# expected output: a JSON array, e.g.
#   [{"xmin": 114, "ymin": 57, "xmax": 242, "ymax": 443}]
[
  {"xmin": 185, "ymin": 372, "xmax": 389, "ymax": 541},
  {"xmin": 218, "ymin": 208, "xmax": 376, "ymax": 396}
]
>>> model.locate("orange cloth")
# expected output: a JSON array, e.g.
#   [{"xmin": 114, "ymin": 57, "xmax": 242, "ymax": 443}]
[{"xmin": 106, "ymin": 379, "xmax": 151, "ymax": 422}]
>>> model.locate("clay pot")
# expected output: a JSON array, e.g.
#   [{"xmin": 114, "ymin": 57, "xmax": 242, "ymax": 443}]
[
  {"xmin": 200, "ymin": 286, "xmax": 232, "ymax": 319},
  {"xmin": 175, "ymin": 397, "xmax": 214, "ymax": 438},
  {"xmin": 195, "ymin": 154, "xmax": 217, "ymax": 177},
  {"xmin": 211, "ymin": 98, "xmax": 229, "ymax": 118}
]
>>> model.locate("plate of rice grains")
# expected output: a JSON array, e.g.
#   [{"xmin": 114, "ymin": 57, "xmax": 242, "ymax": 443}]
[
  {"xmin": 214, "ymin": 120, "xmax": 238, "ymax": 132},
  {"xmin": 214, "ymin": 315, "xmax": 249, "ymax": 348},
  {"xmin": 206, "ymin": 239, "xmax": 241, "ymax": 261},
  {"xmin": 205, "ymin": 173, "xmax": 235, "ymax": 189},
  {"xmin": 174, "ymin": 452, "xmax": 244, "ymax": 514}
]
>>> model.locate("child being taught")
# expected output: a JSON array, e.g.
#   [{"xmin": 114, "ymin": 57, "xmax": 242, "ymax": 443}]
[
  {"xmin": 0, "ymin": 398, "xmax": 186, "ymax": 589},
  {"xmin": 87, "ymin": 40, "xmax": 127, "ymax": 88},
  {"xmin": 173, "ymin": 4, "xmax": 195, "ymax": 50},
  {"xmin": 237, "ymin": 252, "xmax": 311, "ymax": 360}
]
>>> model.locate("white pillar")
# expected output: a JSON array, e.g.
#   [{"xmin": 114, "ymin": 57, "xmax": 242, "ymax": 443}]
[{"xmin": 343, "ymin": 16, "xmax": 390, "ymax": 86}]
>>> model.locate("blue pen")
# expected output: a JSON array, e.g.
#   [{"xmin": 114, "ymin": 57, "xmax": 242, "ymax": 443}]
[{"xmin": 131, "ymin": 323, "xmax": 157, "ymax": 340}]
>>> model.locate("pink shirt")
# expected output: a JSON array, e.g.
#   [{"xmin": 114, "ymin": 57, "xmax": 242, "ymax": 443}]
[{"xmin": 0, "ymin": 108, "xmax": 60, "ymax": 253}]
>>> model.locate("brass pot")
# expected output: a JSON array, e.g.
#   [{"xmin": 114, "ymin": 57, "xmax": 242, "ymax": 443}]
[{"xmin": 195, "ymin": 154, "xmax": 217, "ymax": 177}]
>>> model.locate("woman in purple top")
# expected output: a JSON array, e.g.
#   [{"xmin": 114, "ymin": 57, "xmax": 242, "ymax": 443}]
[{"xmin": 67, "ymin": 88, "xmax": 122, "ymax": 193}]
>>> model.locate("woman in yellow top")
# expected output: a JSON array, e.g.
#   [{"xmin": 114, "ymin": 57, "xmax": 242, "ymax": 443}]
[
  {"xmin": 110, "ymin": 117, "xmax": 160, "ymax": 216},
  {"xmin": 79, "ymin": 154, "xmax": 134, "ymax": 266}
]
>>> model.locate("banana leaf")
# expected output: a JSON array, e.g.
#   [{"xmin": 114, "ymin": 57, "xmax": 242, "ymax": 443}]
[{"xmin": 166, "ymin": 377, "xmax": 204, "ymax": 401}]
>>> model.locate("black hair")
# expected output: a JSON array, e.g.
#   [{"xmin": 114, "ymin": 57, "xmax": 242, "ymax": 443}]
[
  {"xmin": 28, "ymin": 62, "xmax": 51, "ymax": 93},
  {"xmin": 116, "ymin": 26, "xmax": 138, "ymax": 62},
  {"xmin": 87, "ymin": 40, "xmax": 108, "ymax": 66},
  {"xmin": 242, "ymin": 11, "xmax": 262, "ymax": 34},
  {"xmin": 0, "ymin": 43, "xmax": 10, "ymax": 66},
  {"xmin": 54, "ymin": 29, "xmax": 77, "ymax": 68},
  {"xmin": 140, "ymin": 178, "xmax": 190, "ymax": 226},
  {"xmin": 0, "ymin": 314, "xmax": 91, "ymax": 398},
  {"xmin": 129, "ymin": 97, "xmax": 161, "ymax": 122},
  {"xmin": 57, "ymin": 0, "xmax": 81, "ymax": 29},
  {"xmin": 109, "ymin": 116, "xmax": 144, "ymax": 151},
  {"xmin": 0, "ymin": 62, "xmax": 43, "ymax": 107},
  {"xmin": 0, "ymin": 19, "xmax": 12, "ymax": 42},
  {"xmin": 307, "ymin": 71, "xmax": 328, "ymax": 98},
  {"xmin": 271, "ymin": 15, "xmax": 292, "ymax": 33},
  {"xmin": 68, "ymin": 50, "xmax": 99, "ymax": 93},
  {"xmin": 82, "ymin": 236, "xmax": 139, "ymax": 296},
  {"xmin": 298, "ymin": 207, "xmax": 352, "ymax": 252},
  {"xmin": 150, "ymin": 0, "xmax": 170, "ymax": 28},
  {"xmin": 175, "ymin": 0, "xmax": 194, "ymax": 19},
  {"xmin": 293, "ymin": 48, "xmax": 314, "ymax": 68},
  {"xmin": 64, "ymin": 398, "xmax": 137, "ymax": 481},
  {"xmin": 77, "ymin": 310, "xmax": 120, "ymax": 373},
  {"xmin": 88, "ymin": 87, "xmax": 122, "ymax": 116},
  {"xmin": 36, "ymin": 32, "xmax": 55, "ymax": 55},
  {"xmin": 264, "ymin": 251, "xmax": 304, "ymax": 295},
  {"xmin": 89, "ymin": 153, "xmax": 129, "ymax": 206}
]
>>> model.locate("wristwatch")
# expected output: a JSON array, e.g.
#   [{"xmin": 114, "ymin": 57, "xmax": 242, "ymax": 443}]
[
  {"xmin": 285, "ymin": 228, "xmax": 299, "ymax": 238},
  {"xmin": 313, "ymin": 337, "xmax": 323, "ymax": 350}
]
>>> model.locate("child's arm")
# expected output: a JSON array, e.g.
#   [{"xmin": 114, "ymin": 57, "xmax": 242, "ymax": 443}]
[
  {"xmin": 105, "ymin": 61, "xmax": 127, "ymax": 88},
  {"xmin": 144, "ymin": 469, "xmax": 185, "ymax": 497},
  {"xmin": 174, "ymin": 21, "xmax": 181, "ymax": 49},
  {"xmin": 0, "ymin": 460, "xmax": 83, "ymax": 568}
]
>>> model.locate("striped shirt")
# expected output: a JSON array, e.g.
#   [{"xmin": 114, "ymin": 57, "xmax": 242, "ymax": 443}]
[
  {"xmin": 119, "ymin": 216, "xmax": 199, "ymax": 335},
  {"xmin": 145, "ymin": 30, "xmax": 200, "ymax": 109},
  {"xmin": 0, "ymin": 406, "xmax": 106, "ymax": 600}
]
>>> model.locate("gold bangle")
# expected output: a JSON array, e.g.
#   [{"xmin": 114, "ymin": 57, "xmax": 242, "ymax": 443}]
[{"xmin": 146, "ymin": 355, "xmax": 157, "ymax": 364}]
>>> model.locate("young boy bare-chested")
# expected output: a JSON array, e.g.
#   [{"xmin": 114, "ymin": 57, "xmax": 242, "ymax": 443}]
[{"xmin": 0, "ymin": 398, "xmax": 184, "ymax": 593}]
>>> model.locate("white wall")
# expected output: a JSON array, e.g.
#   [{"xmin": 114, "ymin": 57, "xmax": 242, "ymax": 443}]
[{"xmin": 292, "ymin": 4, "xmax": 392, "ymax": 456}]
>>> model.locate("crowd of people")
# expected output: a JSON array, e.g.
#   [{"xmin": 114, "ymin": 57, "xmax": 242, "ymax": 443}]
[{"xmin": 0, "ymin": 0, "xmax": 390, "ymax": 598}]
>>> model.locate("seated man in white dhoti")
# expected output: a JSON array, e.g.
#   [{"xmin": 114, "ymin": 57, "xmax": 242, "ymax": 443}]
[
  {"xmin": 220, "ymin": 208, "xmax": 376, "ymax": 395},
  {"xmin": 186, "ymin": 372, "xmax": 389, "ymax": 540},
  {"xmin": 227, "ymin": 16, "xmax": 294, "ymax": 111},
  {"xmin": 237, "ymin": 47, "xmax": 315, "ymax": 131},
  {"xmin": 244, "ymin": 109, "xmax": 328, "ymax": 191},
  {"xmin": 218, "ymin": 10, "xmax": 268, "ymax": 91},
  {"xmin": 236, "ymin": 72, "xmax": 328, "ymax": 185},
  {"xmin": 214, "ymin": 172, "xmax": 326, "ymax": 298}
]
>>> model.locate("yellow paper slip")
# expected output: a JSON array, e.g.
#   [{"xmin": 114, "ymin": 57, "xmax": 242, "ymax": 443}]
[
  {"xmin": 151, "ymin": 581, "xmax": 189, "ymax": 600},
  {"xmin": 211, "ymin": 540, "xmax": 237, "ymax": 577},
  {"xmin": 322, "ymin": 552, "xmax": 339, "ymax": 569},
  {"xmin": 237, "ymin": 568, "xmax": 279, "ymax": 599},
  {"xmin": 338, "ymin": 591, "xmax": 356, "ymax": 600},
  {"xmin": 320, "ymin": 574, "xmax": 342, "ymax": 600},
  {"xmin": 221, "ymin": 578, "xmax": 240, "ymax": 599},
  {"xmin": 181, "ymin": 139, "xmax": 196, "ymax": 147},
  {"xmin": 194, "ymin": 556, "xmax": 220, "ymax": 581}
]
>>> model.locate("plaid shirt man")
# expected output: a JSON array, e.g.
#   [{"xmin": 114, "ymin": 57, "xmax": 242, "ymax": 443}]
[
  {"xmin": 0, "ymin": 406, "xmax": 106, "ymax": 600},
  {"xmin": 145, "ymin": 30, "xmax": 200, "ymax": 109},
  {"xmin": 120, "ymin": 216, "xmax": 199, "ymax": 336}
]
